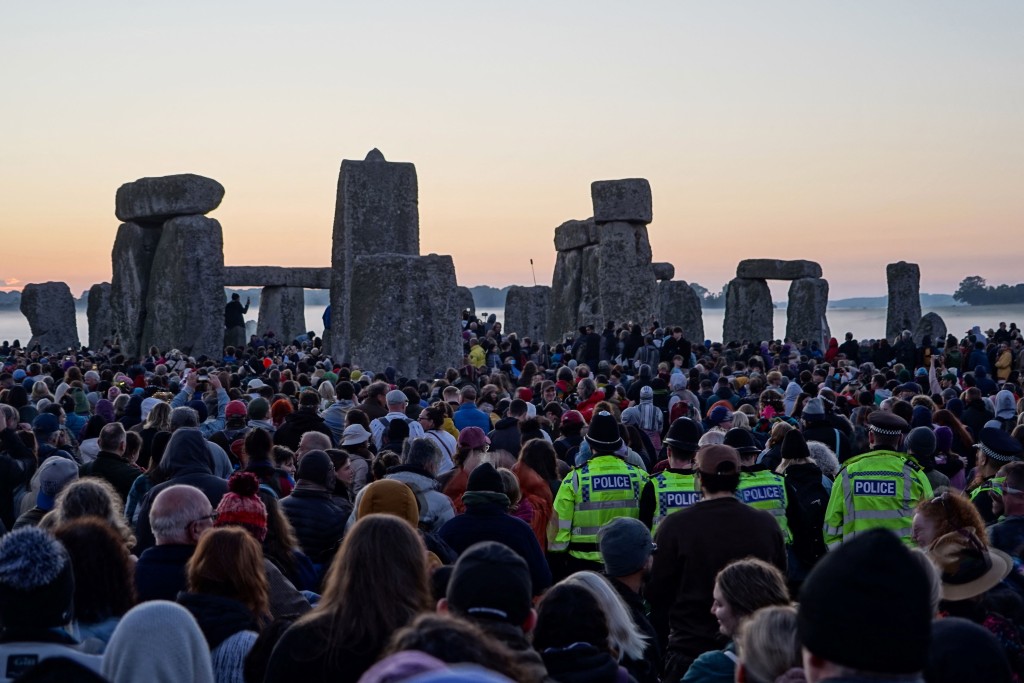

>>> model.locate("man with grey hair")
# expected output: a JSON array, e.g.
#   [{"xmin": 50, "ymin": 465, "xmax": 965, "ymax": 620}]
[
  {"xmin": 296, "ymin": 431, "xmax": 332, "ymax": 460},
  {"xmin": 370, "ymin": 389, "xmax": 424, "ymax": 450},
  {"xmin": 384, "ymin": 437, "xmax": 454, "ymax": 531},
  {"xmin": 134, "ymin": 484, "xmax": 215, "ymax": 602},
  {"xmin": 79, "ymin": 421, "xmax": 142, "ymax": 503}
]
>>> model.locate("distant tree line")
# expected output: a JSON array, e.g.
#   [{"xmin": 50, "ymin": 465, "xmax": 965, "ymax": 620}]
[
  {"xmin": 689, "ymin": 282, "xmax": 728, "ymax": 309},
  {"xmin": 953, "ymin": 276, "xmax": 1024, "ymax": 306}
]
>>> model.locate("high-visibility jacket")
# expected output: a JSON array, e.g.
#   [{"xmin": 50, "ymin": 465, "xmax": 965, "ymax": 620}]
[
  {"xmin": 823, "ymin": 450, "xmax": 933, "ymax": 549},
  {"xmin": 738, "ymin": 469, "xmax": 791, "ymax": 544},
  {"xmin": 650, "ymin": 470, "xmax": 701, "ymax": 536},
  {"xmin": 551, "ymin": 455, "xmax": 647, "ymax": 562}
]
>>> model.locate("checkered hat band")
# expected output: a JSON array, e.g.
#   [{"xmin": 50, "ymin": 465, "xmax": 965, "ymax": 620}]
[
  {"xmin": 870, "ymin": 426, "xmax": 903, "ymax": 436},
  {"xmin": 975, "ymin": 442, "xmax": 1016, "ymax": 463}
]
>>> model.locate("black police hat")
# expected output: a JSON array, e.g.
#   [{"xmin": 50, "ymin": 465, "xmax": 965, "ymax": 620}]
[{"xmin": 664, "ymin": 417, "xmax": 702, "ymax": 453}]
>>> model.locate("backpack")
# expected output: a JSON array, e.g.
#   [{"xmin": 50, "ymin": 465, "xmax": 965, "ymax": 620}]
[{"xmin": 669, "ymin": 398, "xmax": 692, "ymax": 424}]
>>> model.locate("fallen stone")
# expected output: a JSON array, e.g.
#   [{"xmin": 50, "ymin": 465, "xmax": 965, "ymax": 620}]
[
  {"xmin": 115, "ymin": 174, "xmax": 225, "ymax": 223},
  {"xmin": 20, "ymin": 282, "xmax": 79, "ymax": 352},
  {"xmin": 914, "ymin": 312, "xmax": 947, "ymax": 347},
  {"xmin": 553, "ymin": 218, "xmax": 598, "ymax": 252},
  {"xmin": 141, "ymin": 216, "xmax": 225, "ymax": 359},
  {"xmin": 723, "ymin": 278, "xmax": 773, "ymax": 343},
  {"xmin": 257, "ymin": 286, "xmax": 307, "ymax": 343},
  {"xmin": 652, "ymin": 262, "xmax": 675, "ymax": 281},
  {"xmin": 456, "ymin": 286, "xmax": 476, "ymax": 318},
  {"xmin": 110, "ymin": 222, "xmax": 162, "ymax": 358},
  {"xmin": 736, "ymin": 259, "xmax": 822, "ymax": 280},
  {"xmin": 223, "ymin": 266, "xmax": 331, "ymax": 289},
  {"xmin": 591, "ymin": 179, "xmax": 653, "ymax": 224},
  {"xmin": 505, "ymin": 286, "xmax": 551, "ymax": 342},
  {"xmin": 87, "ymin": 283, "xmax": 113, "ymax": 350},
  {"xmin": 886, "ymin": 262, "xmax": 921, "ymax": 341},
  {"xmin": 785, "ymin": 278, "xmax": 830, "ymax": 347},
  {"xmin": 330, "ymin": 149, "xmax": 419, "ymax": 360},
  {"xmin": 657, "ymin": 281, "xmax": 705, "ymax": 344},
  {"xmin": 348, "ymin": 254, "xmax": 461, "ymax": 378}
]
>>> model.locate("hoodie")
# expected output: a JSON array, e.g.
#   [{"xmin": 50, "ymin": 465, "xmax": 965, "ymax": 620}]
[{"xmin": 385, "ymin": 465, "xmax": 456, "ymax": 531}]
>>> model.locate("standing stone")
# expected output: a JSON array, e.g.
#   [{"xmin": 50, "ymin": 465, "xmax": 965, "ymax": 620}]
[
  {"xmin": 723, "ymin": 278, "xmax": 773, "ymax": 343},
  {"xmin": 456, "ymin": 286, "xmax": 476, "ymax": 318},
  {"xmin": 547, "ymin": 249, "xmax": 583, "ymax": 343},
  {"xmin": 595, "ymin": 222, "xmax": 657, "ymax": 327},
  {"xmin": 505, "ymin": 286, "xmax": 551, "ymax": 342},
  {"xmin": 591, "ymin": 179, "xmax": 653, "ymax": 224},
  {"xmin": 348, "ymin": 254, "xmax": 460, "ymax": 379},
  {"xmin": 20, "ymin": 282, "xmax": 79, "ymax": 352},
  {"xmin": 110, "ymin": 222, "xmax": 162, "ymax": 358},
  {"xmin": 886, "ymin": 262, "xmax": 921, "ymax": 341},
  {"xmin": 914, "ymin": 312, "xmax": 947, "ymax": 347},
  {"xmin": 115, "ymin": 174, "xmax": 225, "ymax": 223},
  {"xmin": 330, "ymin": 149, "xmax": 419, "ymax": 360},
  {"xmin": 786, "ymin": 278, "xmax": 830, "ymax": 347},
  {"xmin": 257, "ymin": 286, "xmax": 306, "ymax": 343},
  {"xmin": 142, "ymin": 216, "xmax": 225, "ymax": 358},
  {"xmin": 737, "ymin": 259, "xmax": 822, "ymax": 280},
  {"xmin": 577, "ymin": 245, "xmax": 602, "ymax": 325},
  {"xmin": 657, "ymin": 281, "xmax": 705, "ymax": 344},
  {"xmin": 87, "ymin": 283, "xmax": 113, "ymax": 350}
]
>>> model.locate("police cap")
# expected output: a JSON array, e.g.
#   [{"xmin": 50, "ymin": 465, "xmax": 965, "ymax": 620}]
[
  {"xmin": 974, "ymin": 427, "xmax": 1023, "ymax": 464},
  {"xmin": 723, "ymin": 428, "xmax": 760, "ymax": 456},
  {"xmin": 868, "ymin": 411, "xmax": 909, "ymax": 436},
  {"xmin": 664, "ymin": 417, "xmax": 702, "ymax": 453}
]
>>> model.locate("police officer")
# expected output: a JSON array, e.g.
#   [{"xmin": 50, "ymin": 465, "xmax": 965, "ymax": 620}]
[
  {"xmin": 824, "ymin": 411, "xmax": 932, "ymax": 549},
  {"xmin": 639, "ymin": 417, "xmax": 703, "ymax": 535},
  {"xmin": 967, "ymin": 427, "xmax": 1023, "ymax": 523},
  {"xmin": 551, "ymin": 411, "xmax": 648, "ymax": 576},
  {"xmin": 728, "ymin": 428, "xmax": 791, "ymax": 544}
]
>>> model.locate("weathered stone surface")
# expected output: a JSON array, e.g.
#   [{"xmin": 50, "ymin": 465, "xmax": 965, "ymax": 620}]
[
  {"xmin": 505, "ymin": 286, "xmax": 551, "ymax": 342},
  {"xmin": 553, "ymin": 218, "xmax": 598, "ymax": 252},
  {"xmin": 657, "ymin": 281, "xmax": 704, "ymax": 343},
  {"xmin": 547, "ymin": 249, "xmax": 583, "ymax": 342},
  {"xmin": 736, "ymin": 259, "xmax": 822, "ymax": 281},
  {"xmin": 141, "ymin": 216, "xmax": 225, "ymax": 358},
  {"xmin": 591, "ymin": 179, "xmax": 653, "ymax": 224},
  {"xmin": 257, "ymin": 286, "xmax": 307, "ymax": 343},
  {"xmin": 652, "ymin": 262, "xmax": 675, "ymax": 281},
  {"xmin": 115, "ymin": 174, "xmax": 225, "ymax": 223},
  {"xmin": 914, "ymin": 312, "xmax": 947, "ymax": 347},
  {"xmin": 595, "ymin": 222, "xmax": 657, "ymax": 326},
  {"xmin": 87, "ymin": 283, "xmax": 113, "ymax": 350},
  {"xmin": 20, "ymin": 282, "xmax": 79, "ymax": 352},
  {"xmin": 330, "ymin": 150, "xmax": 419, "ymax": 359},
  {"xmin": 456, "ymin": 286, "xmax": 475, "ymax": 318},
  {"xmin": 577, "ymin": 245, "xmax": 602, "ymax": 325},
  {"xmin": 886, "ymin": 262, "xmax": 921, "ymax": 341},
  {"xmin": 348, "ymin": 254, "xmax": 461, "ymax": 378},
  {"xmin": 223, "ymin": 266, "xmax": 331, "ymax": 289},
  {"xmin": 110, "ymin": 222, "xmax": 162, "ymax": 358},
  {"xmin": 786, "ymin": 278, "xmax": 830, "ymax": 346},
  {"xmin": 723, "ymin": 278, "xmax": 773, "ymax": 343}
]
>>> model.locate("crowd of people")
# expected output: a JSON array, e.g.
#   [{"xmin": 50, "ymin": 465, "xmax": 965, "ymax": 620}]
[{"xmin": 1, "ymin": 312, "xmax": 1024, "ymax": 683}]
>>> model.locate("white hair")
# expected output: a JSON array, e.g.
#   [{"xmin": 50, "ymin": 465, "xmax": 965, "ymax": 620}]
[
  {"xmin": 560, "ymin": 571, "xmax": 648, "ymax": 661},
  {"xmin": 805, "ymin": 441, "xmax": 840, "ymax": 479}
]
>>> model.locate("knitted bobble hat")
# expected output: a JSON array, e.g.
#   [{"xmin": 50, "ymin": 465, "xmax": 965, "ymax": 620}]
[{"xmin": 216, "ymin": 472, "xmax": 268, "ymax": 542}]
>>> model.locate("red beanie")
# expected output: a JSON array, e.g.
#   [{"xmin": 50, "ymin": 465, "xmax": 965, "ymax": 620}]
[{"xmin": 215, "ymin": 472, "xmax": 268, "ymax": 542}]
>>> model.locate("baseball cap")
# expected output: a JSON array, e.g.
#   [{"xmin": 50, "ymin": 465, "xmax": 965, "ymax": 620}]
[
  {"xmin": 32, "ymin": 413, "xmax": 60, "ymax": 437},
  {"xmin": 36, "ymin": 457, "xmax": 79, "ymax": 510},
  {"xmin": 225, "ymin": 400, "xmax": 247, "ymax": 418},
  {"xmin": 457, "ymin": 426, "xmax": 490, "ymax": 451},
  {"xmin": 695, "ymin": 444, "xmax": 740, "ymax": 475},
  {"xmin": 386, "ymin": 389, "xmax": 408, "ymax": 405}
]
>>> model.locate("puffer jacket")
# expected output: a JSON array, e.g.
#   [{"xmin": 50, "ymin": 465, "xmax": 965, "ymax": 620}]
[
  {"xmin": 280, "ymin": 482, "xmax": 347, "ymax": 564},
  {"xmin": 385, "ymin": 465, "xmax": 456, "ymax": 532}
]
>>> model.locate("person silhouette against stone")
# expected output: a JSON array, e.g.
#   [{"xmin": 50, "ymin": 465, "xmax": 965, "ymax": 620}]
[{"xmin": 225, "ymin": 293, "xmax": 250, "ymax": 349}]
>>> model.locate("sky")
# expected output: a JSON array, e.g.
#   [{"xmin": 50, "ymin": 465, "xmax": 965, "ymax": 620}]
[{"xmin": 2, "ymin": 1, "xmax": 1022, "ymax": 301}]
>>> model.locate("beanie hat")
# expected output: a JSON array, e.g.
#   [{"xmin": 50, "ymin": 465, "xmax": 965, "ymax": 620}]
[
  {"xmin": 358, "ymin": 480, "xmax": 419, "ymax": 528},
  {"xmin": 248, "ymin": 397, "xmax": 270, "ymax": 421},
  {"xmin": 215, "ymin": 472, "xmax": 268, "ymax": 542},
  {"xmin": 934, "ymin": 426, "xmax": 953, "ymax": 454},
  {"xmin": 707, "ymin": 405, "xmax": 732, "ymax": 425},
  {"xmin": 639, "ymin": 385, "xmax": 654, "ymax": 401},
  {"xmin": 781, "ymin": 430, "xmax": 811, "ymax": 460},
  {"xmin": 798, "ymin": 529, "xmax": 931, "ymax": 673},
  {"xmin": 296, "ymin": 449, "xmax": 335, "ymax": 489},
  {"xmin": 906, "ymin": 426, "xmax": 936, "ymax": 458},
  {"xmin": 585, "ymin": 411, "xmax": 623, "ymax": 452},
  {"xmin": 447, "ymin": 541, "xmax": 533, "ymax": 622},
  {"xmin": 188, "ymin": 399, "xmax": 208, "ymax": 423},
  {"xmin": 598, "ymin": 517, "xmax": 656, "ymax": 577},
  {"xmin": 225, "ymin": 400, "xmax": 247, "ymax": 419},
  {"xmin": 910, "ymin": 405, "xmax": 933, "ymax": 429},
  {"xmin": 32, "ymin": 412, "xmax": 60, "ymax": 437},
  {"xmin": 0, "ymin": 527, "xmax": 75, "ymax": 629},
  {"xmin": 466, "ymin": 462, "xmax": 504, "ymax": 493},
  {"xmin": 36, "ymin": 456, "xmax": 80, "ymax": 510},
  {"xmin": 801, "ymin": 397, "xmax": 826, "ymax": 420}
]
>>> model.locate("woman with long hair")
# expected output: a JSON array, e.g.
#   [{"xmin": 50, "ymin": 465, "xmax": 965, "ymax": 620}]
[
  {"xmin": 418, "ymin": 404, "xmax": 456, "ymax": 475},
  {"xmin": 513, "ymin": 438, "xmax": 557, "ymax": 548},
  {"xmin": 138, "ymin": 400, "xmax": 171, "ymax": 470},
  {"xmin": 933, "ymin": 408, "xmax": 978, "ymax": 468},
  {"xmin": 264, "ymin": 514, "xmax": 431, "ymax": 682},
  {"xmin": 178, "ymin": 526, "xmax": 269, "ymax": 683},
  {"xmin": 55, "ymin": 516, "xmax": 136, "ymax": 650}
]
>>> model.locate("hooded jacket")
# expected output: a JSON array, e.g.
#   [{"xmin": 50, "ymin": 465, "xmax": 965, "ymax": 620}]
[
  {"xmin": 133, "ymin": 429, "xmax": 229, "ymax": 555},
  {"xmin": 385, "ymin": 465, "xmax": 456, "ymax": 531},
  {"xmin": 280, "ymin": 482, "xmax": 347, "ymax": 564},
  {"xmin": 272, "ymin": 409, "xmax": 334, "ymax": 451}
]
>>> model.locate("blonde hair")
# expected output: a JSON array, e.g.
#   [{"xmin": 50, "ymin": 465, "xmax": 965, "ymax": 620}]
[
  {"xmin": 698, "ymin": 431, "xmax": 725, "ymax": 447},
  {"xmin": 560, "ymin": 571, "xmax": 648, "ymax": 661},
  {"xmin": 44, "ymin": 477, "xmax": 135, "ymax": 548},
  {"xmin": 735, "ymin": 605, "xmax": 801, "ymax": 683},
  {"xmin": 497, "ymin": 467, "xmax": 521, "ymax": 507}
]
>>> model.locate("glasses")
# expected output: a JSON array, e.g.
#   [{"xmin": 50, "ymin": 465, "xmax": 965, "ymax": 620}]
[
  {"xmin": 418, "ymin": 415, "xmax": 431, "ymax": 421},
  {"xmin": 188, "ymin": 512, "xmax": 218, "ymax": 527}
]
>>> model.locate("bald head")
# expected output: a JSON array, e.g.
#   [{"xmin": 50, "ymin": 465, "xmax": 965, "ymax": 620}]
[
  {"xmin": 150, "ymin": 484, "xmax": 213, "ymax": 545},
  {"xmin": 297, "ymin": 431, "xmax": 332, "ymax": 457}
]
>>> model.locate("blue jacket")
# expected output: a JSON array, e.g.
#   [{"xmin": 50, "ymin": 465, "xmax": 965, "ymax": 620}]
[{"xmin": 453, "ymin": 403, "xmax": 491, "ymax": 431}]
